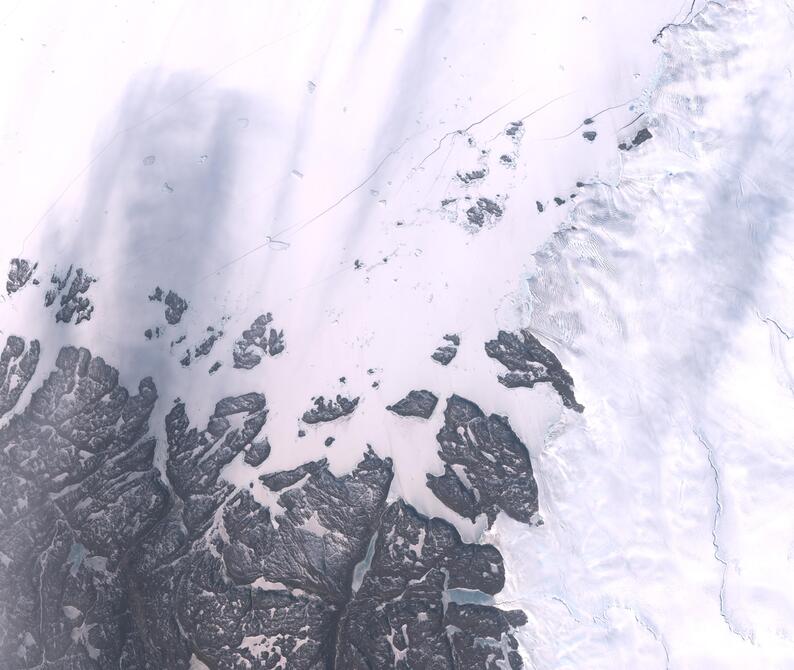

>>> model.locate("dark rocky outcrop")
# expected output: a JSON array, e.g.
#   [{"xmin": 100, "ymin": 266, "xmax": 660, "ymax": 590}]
[
  {"xmin": 619, "ymin": 127, "xmax": 653, "ymax": 151},
  {"xmin": 427, "ymin": 395, "xmax": 539, "ymax": 527},
  {"xmin": 243, "ymin": 437, "xmax": 271, "ymax": 466},
  {"xmin": 164, "ymin": 290, "xmax": 188, "ymax": 324},
  {"xmin": 0, "ymin": 340, "xmax": 531, "ymax": 668},
  {"xmin": 44, "ymin": 265, "xmax": 96, "ymax": 324},
  {"xmin": 432, "ymin": 333, "xmax": 460, "ymax": 366},
  {"xmin": 6, "ymin": 258, "xmax": 37, "ymax": 294},
  {"xmin": 0, "ymin": 335, "xmax": 39, "ymax": 415},
  {"xmin": 232, "ymin": 312, "xmax": 285, "ymax": 369},
  {"xmin": 485, "ymin": 329, "xmax": 584, "ymax": 412},
  {"xmin": 302, "ymin": 394, "xmax": 359, "ymax": 424},
  {"xmin": 387, "ymin": 389, "xmax": 439, "ymax": 419},
  {"xmin": 505, "ymin": 120, "xmax": 524, "ymax": 139},
  {"xmin": 0, "ymin": 342, "xmax": 168, "ymax": 668},
  {"xmin": 193, "ymin": 327, "xmax": 222, "ymax": 358},
  {"xmin": 457, "ymin": 168, "xmax": 487, "ymax": 184},
  {"xmin": 466, "ymin": 197, "xmax": 503, "ymax": 228},
  {"xmin": 336, "ymin": 500, "xmax": 526, "ymax": 668},
  {"xmin": 148, "ymin": 286, "xmax": 189, "ymax": 324}
]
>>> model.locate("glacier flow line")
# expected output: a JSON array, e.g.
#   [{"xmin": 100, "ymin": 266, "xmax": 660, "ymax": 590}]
[
  {"xmin": 198, "ymin": 89, "xmax": 575, "ymax": 284},
  {"xmin": 18, "ymin": 16, "xmax": 318, "ymax": 255},
  {"xmin": 538, "ymin": 97, "xmax": 639, "ymax": 141},
  {"xmin": 414, "ymin": 83, "xmax": 546, "ymax": 170},
  {"xmin": 757, "ymin": 311, "xmax": 794, "ymax": 340},
  {"xmin": 654, "ymin": 1, "xmax": 726, "ymax": 44},
  {"xmin": 692, "ymin": 429, "xmax": 751, "ymax": 641},
  {"xmin": 194, "ymin": 134, "xmax": 415, "ymax": 284},
  {"xmin": 483, "ymin": 91, "xmax": 574, "ymax": 144}
]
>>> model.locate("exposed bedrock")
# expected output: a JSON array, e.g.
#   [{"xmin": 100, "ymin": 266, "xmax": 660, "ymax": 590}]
[
  {"xmin": 232, "ymin": 312, "xmax": 285, "ymax": 370},
  {"xmin": 485, "ymin": 329, "xmax": 584, "ymax": 412},
  {"xmin": 0, "ymin": 341, "xmax": 168, "ymax": 668},
  {"xmin": 427, "ymin": 394, "xmax": 539, "ymax": 527},
  {"xmin": 0, "ymin": 338, "xmax": 529, "ymax": 668},
  {"xmin": 387, "ymin": 389, "xmax": 439, "ymax": 419},
  {"xmin": 336, "ymin": 499, "xmax": 526, "ymax": 669},
  {"xmin": 302, "ymin": 394, "xmax": 359, "ymax": 424},
  {"xmin": 6, "ymin": 258, "xmax": 37, "ymax": 294}
]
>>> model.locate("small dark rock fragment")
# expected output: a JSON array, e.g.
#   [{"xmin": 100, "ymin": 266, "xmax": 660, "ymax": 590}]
[
  {"xmin": 582, "ymin": 130, "xmax": 597, "ymax": 141},
  {"xmin": 324, "ymin": 436, "xmax": 335, "ymax": 447},
  {"xmin": 554, "ymin": 197, "xmax": 566, "ymax": 206},
  {"xmin": 536, "ymin": 200, "xmax": 544, "ymax": 213},
  {"xmin": 208, "ymin": 361, "xmax": 222, "ymax": 375}
]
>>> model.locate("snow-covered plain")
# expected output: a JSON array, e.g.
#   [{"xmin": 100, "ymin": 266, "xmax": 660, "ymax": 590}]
[{"xmin": 2, "ymin": 0, "xmax": 793, "ymax": 667}]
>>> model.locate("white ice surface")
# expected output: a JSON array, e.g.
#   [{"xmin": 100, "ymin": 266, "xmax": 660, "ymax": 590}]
[
  {"xmin": 3, "ymin": 0, "xmax": 793, "ymax": 667},
  {"xmin": 490, "ymin": 2, "xmax": 794, "ymax": 668},
  {"xmin": 0, "ymin": 0, "xmax": 687, "ymax": 532}
]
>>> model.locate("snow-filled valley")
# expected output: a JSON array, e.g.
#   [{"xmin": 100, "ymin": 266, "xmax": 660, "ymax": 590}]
[{"xmin": 1, "ymin": 1, "xmax": 793, "ymax": 668}]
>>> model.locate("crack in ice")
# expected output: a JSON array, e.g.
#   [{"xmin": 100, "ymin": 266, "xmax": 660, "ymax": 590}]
[
  {"xmin": 693, "ymin": 429, "xmax": 752, "ymax": 642},
  {"xmin": 757, "ymin": 312, "xmax": 794, "ymax": 340}
]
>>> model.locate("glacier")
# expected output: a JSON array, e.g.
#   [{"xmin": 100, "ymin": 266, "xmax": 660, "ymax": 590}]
[{"xmin": 1, "ymin": 0, "xmax": 793, "ymax": 668}]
